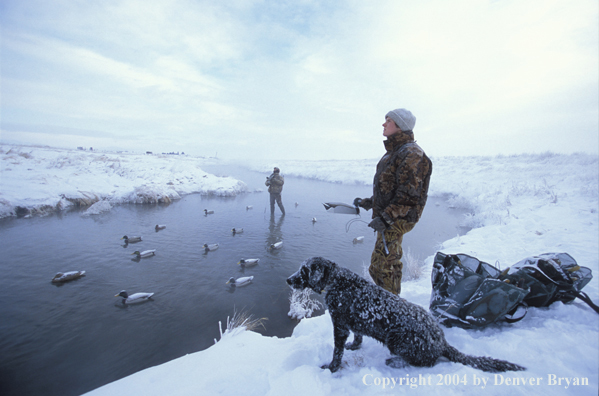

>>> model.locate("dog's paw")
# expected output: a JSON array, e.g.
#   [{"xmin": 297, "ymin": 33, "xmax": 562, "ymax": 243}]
[
  {"xmin": 385, "ymin": 357, "xmax": 408, "ymax": 369},
  {"xmin": 345, "ymin": 341, "xmax": 361, "ymax": 350},
  {"xmin": 320, "ymin": 363, "xmax": 340, "ymax": 372}
]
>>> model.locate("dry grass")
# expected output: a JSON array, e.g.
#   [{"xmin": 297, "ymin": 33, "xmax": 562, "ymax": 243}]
[{"xmin": 215, "ymin": 308, "xmax": 268, "ymax": 343}]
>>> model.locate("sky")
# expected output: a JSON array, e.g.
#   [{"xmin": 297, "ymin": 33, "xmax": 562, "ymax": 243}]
[{"xmin": 1, "ymin": 0, "xmax": 597, "ymax": 160}]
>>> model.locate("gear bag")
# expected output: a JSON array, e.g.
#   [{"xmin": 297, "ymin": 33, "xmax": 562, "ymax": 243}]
[{"xmin": 430, "ymin": 252, "xmax": 597, "ymax": 329}]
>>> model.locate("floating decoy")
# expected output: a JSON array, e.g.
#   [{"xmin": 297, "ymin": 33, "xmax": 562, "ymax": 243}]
[
  {"xmin": 246, "ymin": 205, "xmax": 253, "ymax": 210},
  {"xmin": 203, "ymin": 243, "xmax": 219, "ymax": 251},
  {"xmin": 294, "ymin": 202, "xmax": 299, "ymax": 207},
  {"xmin": 131, "ymin": 250, "xmax": 156, "ymax": 258},
  {"xmin": 353, "ymin": 236, "xmax": 365, "ymax": 244},
  {"xmin": 269, "ymin": 241, "xmax": 283, "ymax": 250},
  {"xmin": 238, "ymin": 258, "xmax": 260, "ymax": 268},
  {"xmin": 232, "ymin": 228, "xmax": 244, "ymax": 234},
  {"xmin": 155, "ymin": 224, "xmax": 166, "ymax": 231},
  {"xmin": 52, "ymin": 271, "xmax": 86, "ymax": 283},
  {"xmin": 204, "ymin": 209, "xmax": 214, "ymax": 215},
  {"xmin": 312, "ymin": 217, "xmax": 317, "ymax": 223},
  {"xmin": 115, "ymin": 290, "xmax": 154, "ymax": 304},
  {"xmin": 226, "ymin": 276, "xmax": 254, "ymax": 287},
  {"xmin": 122, "ymin": 235, "xmax": 142, "ymax": 243}
]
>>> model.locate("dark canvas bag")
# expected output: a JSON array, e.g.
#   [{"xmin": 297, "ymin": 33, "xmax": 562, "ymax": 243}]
[{"xmin": 429, "ymin": 252, "xmax": 596, "ymax": 329}]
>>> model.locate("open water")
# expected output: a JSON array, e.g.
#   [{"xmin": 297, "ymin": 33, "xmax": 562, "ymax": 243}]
[{"xmin": 0, "ymin": 165, "xmax": 468, "ymax": 396}]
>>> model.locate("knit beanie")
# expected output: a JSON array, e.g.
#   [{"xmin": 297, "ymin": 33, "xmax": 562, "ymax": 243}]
[{"xmin": 385, "ymin": 108, "xmax": 416, "ymax": 131}]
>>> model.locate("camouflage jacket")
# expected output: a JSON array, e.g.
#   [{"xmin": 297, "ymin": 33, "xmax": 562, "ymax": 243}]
[
  {"xmin": 361, "ymin": 131, "xmax": 432, "ymax": 225},
  {"xmin": 265, "ymin": 173, "xmax": 284, "ymax": 194}
]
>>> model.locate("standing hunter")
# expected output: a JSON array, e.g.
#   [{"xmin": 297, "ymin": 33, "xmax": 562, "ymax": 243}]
[
  {"xmin": 354, "ymin": 108, "xmax": 432, "ymax": 295},
  {"xmin": 266, "ymin": 167, "xmax": 286, "ymax": 216}
]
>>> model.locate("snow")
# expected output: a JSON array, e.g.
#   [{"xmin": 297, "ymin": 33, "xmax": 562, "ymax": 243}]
[
  {"xmin": 0, "ymin": 145, "xmax": 248, "ymax": 218},
  {"xmin": 1, "ymin": 144, "xmax": 597, "ymax": 395}
]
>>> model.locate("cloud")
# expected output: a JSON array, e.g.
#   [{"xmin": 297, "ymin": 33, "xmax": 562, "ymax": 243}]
[{"xmin": 1, "ymin": 0, "xmax": 597, "ymax": 160}]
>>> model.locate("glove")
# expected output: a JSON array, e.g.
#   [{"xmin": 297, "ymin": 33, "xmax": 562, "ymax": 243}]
[
  {"xmin": 368, "ymin": 217, "xmax": 387, "ymax": 233},
  {"xmin": 353, "ymin": 197, "xmax": 363, "ymax": 208}
]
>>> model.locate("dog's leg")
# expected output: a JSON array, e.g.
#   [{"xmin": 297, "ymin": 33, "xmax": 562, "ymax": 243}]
[
  {"xmin": 345, "ymin": 334, "xmax": 363, "ymax": 350},
  {"xmin": 386, "ymin": 357, "xmax": 409, "ymax": 369},
  {"xmin": 322, "ymin": 324, "xmax": 350, "ymax": 372}
]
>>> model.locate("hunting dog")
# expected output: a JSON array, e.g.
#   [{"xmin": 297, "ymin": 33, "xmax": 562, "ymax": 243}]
[{"xmin": 287, "ymin": 257, "xmax": 525, "ymax": 373}]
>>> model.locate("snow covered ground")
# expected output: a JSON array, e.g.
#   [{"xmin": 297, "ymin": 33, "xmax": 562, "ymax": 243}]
[
  {"xmin": 1, "ymin": 144, "xmax": 597, "ymax": 395},
  {"xmin": 0, "ymin": 145, "xmax": 248, "ymax": 219}
]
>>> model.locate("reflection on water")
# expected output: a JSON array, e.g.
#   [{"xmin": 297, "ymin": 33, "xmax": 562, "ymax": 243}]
[{"xmin": 0, "ymin": 165, "xmax": 469, "ymax": 396}]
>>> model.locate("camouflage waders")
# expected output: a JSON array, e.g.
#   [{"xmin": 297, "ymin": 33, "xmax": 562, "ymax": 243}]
[{"xmin": 369, "ymin": 220, "xmax": 415, "ymax": 295}]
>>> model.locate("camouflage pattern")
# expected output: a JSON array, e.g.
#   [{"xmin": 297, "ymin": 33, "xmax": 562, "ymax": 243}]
[
  {"xmin": 361, "ymin": 130, "xmax": 432, "ymax": 295},
  {"xmin": 265, "ymin": 173, "xmax": 284, "ymax": 194},
  {"xmin": 369, "ymin": 220, "xmax": 415, "ymax": 295},
  {"xmin": 361, "ymin": 131, "xmax": 432, "ymax": 225},
  {"xmin": 266, "ymin": 172, "xmax": 285, "ymax": 214}
]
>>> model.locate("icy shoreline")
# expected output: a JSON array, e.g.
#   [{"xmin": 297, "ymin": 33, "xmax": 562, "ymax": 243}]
[{"xmin": 0, "ymin": 144, "xmax": 248, "ymax": 219}]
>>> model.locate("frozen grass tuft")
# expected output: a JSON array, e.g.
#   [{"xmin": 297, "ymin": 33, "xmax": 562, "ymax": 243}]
[{"xmin": 214, "ymin": 308, "xmax": 268, "ymax": 343}]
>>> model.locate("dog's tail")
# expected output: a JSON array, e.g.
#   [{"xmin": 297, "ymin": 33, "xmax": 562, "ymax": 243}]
[{"xmin": 442, "ymin": 345, "xmax": 525, "ymax": 372}]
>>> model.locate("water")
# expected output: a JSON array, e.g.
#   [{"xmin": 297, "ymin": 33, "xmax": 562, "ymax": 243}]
[{"xmin": 0, "ymin": 165, "xmax": 468, "ymax": 396}]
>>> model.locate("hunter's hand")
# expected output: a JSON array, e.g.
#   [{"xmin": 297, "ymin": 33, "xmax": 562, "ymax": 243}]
[{"xmin": 368, "ymin": 217, "xmax": 387, "ymax": 233}]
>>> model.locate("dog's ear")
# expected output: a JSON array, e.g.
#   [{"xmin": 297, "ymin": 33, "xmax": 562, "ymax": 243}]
[{"xmin": 308, "ymin": 257, "xmax": 332, "ymax": 294}]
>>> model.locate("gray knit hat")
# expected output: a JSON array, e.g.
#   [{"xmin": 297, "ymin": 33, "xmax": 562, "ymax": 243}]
[{"xmin": 385, "ymin": 108, "xmax": 416, "ymax": 131}]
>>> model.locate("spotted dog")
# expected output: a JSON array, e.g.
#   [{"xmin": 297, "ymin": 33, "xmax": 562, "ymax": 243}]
[{"xmin": 287, "ymin": 257, "xmax": 525, "ymax": 373}]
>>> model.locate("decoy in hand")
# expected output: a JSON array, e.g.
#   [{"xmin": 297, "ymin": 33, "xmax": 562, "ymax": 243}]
[
  {"xmin": 131, "ymin": 250, "xmax": 156, "ymax": 258},
  {"xmin": 237, "ymin": 258, "xmax": 259, "ymax": 268},
  {"xmin": 226, "ymin": 276, "xmax": 254, "ymax": 287},
  {"xmin": 52, "ymin": 271, "xmax": 86, "ymax": 283},
  {"xmin": 115, "ymin": 290, "xmax": 154, "ymax": 304}
]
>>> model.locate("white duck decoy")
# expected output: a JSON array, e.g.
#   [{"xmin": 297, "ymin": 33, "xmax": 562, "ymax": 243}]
[
  {"xmin": 155, "ymin": 224, "xmax": 166, "ymax": 231},
  {"xmin": 131, "ymin": 250, "xmax": 156, "ymax": 258},
  {"xmin": 237, "ymin": 258, "xmax": 260, "ymax": 268},
  {"xmin": 203, "ymin": 243, "xmax": 219, "ymax": 251},
  {"xmin": 52, "ymin": 271, "xmax": 86, "ymax": 283},
  {"xmin": 311, "ymin": 217, "xmax": 317, "ymax": 223},
  {"xmin": 246, "ymin": 205, "xmax": 253, "ymax": 210},
  {"xmin": 122, "ymin": 235, "xmax": 142, "ymax": 243},
  {"xmin": 269, "ymin": 241, "xmax": 283, "ymax": 250},
  {"xmin": 115, "ymin": 290, "xmax": 154, "ymax": 304},
  {"xmin": 294, "ymin": 202, "xmax": 299, "ymax": 207},
  {"xmin": 204, "ymin": 209, "xmax": 214, "ymax": 215},
  {"xmin": 226, "ymin": 276, "xmax": 254, "ymax": 287},
  {"xmin": 353, "ymin": 236, "xmax": 365, "ymax": 244},
  {"xmin": 232, "ymin": 228, "xmax": 244, "ymax": 234}
]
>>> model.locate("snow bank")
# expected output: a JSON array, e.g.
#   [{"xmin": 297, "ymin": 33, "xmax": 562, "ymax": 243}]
[
  {"xmin": 0, "ymin": 145, "xmax": 248, "ymax": 218},
  {"xmin": 84, "ymin": 152, "xmax": 598, "ymax": 396}
]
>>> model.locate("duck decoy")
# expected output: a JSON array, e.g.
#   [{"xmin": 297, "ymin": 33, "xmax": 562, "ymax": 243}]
[
  {"xmin": 226, "ymin": 276, "xmax": 254, "ymax": 287},
  {"xmin": 122, "ymin": 235, "xmax": 142, "ymax": 243},
  {"xmin": 232, "ymin": 228, "xmax": 244, "ymax": 235},
  {"xmin": 246, "ymin": 205, "xmax": 253, "ymax": 210},
  {"xmin": 237, "ymin": 258, "xmax": 259, "ymax": 268},
  {"xmin": 269, "ymin": 241, "xmax": 283, "ymax": 250},
  {"xmin": 204, "ymin": 209, "xmax": 214, "ymax": 215},
  {"xmin": 353, "ymin": 236, "xmax": 365, "ymax": 244},
  {"xmin": 115, "ymin": 290, "xmax": 154, "ymax": 304},
  {"xmin": 203, "ymin": 243, "xmax": 219, "ymax": 251},
  {"xmin": 52, "ymin": 271, "xmax": 86, "ymax": 283},
  {"xmin": 131, "ymin": 250, "xmax": 156, "ymax": 258},
  {"xmin": 311, "ymin": 217, "xmax": 317, "ymax": 223},
  {"xmin": 155, "ymin": 224, "xmax": 166, "ymax": 231},
  {"xmin": 294, "ymin": 202, "xmax": 299, "ymax": 207}
]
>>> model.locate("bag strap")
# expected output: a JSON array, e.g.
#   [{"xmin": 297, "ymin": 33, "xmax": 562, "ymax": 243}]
[
  {"xmin": 568, "ymin": 291, "xmax": 599, "ymax": 314},
  {"xmin": 504, "ymin": 302, "xmax": 528, "ymax": 323}
]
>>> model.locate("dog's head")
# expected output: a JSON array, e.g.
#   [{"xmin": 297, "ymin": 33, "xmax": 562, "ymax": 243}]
[{"xmin": 286, "ymin": 256, "xmax": 334, "ymax": 294}]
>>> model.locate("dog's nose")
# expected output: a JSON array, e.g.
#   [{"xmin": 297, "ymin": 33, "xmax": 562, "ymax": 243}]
[{"xmin": 286, "ymin": 278, "xmax": 292, "ymax": 285}]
